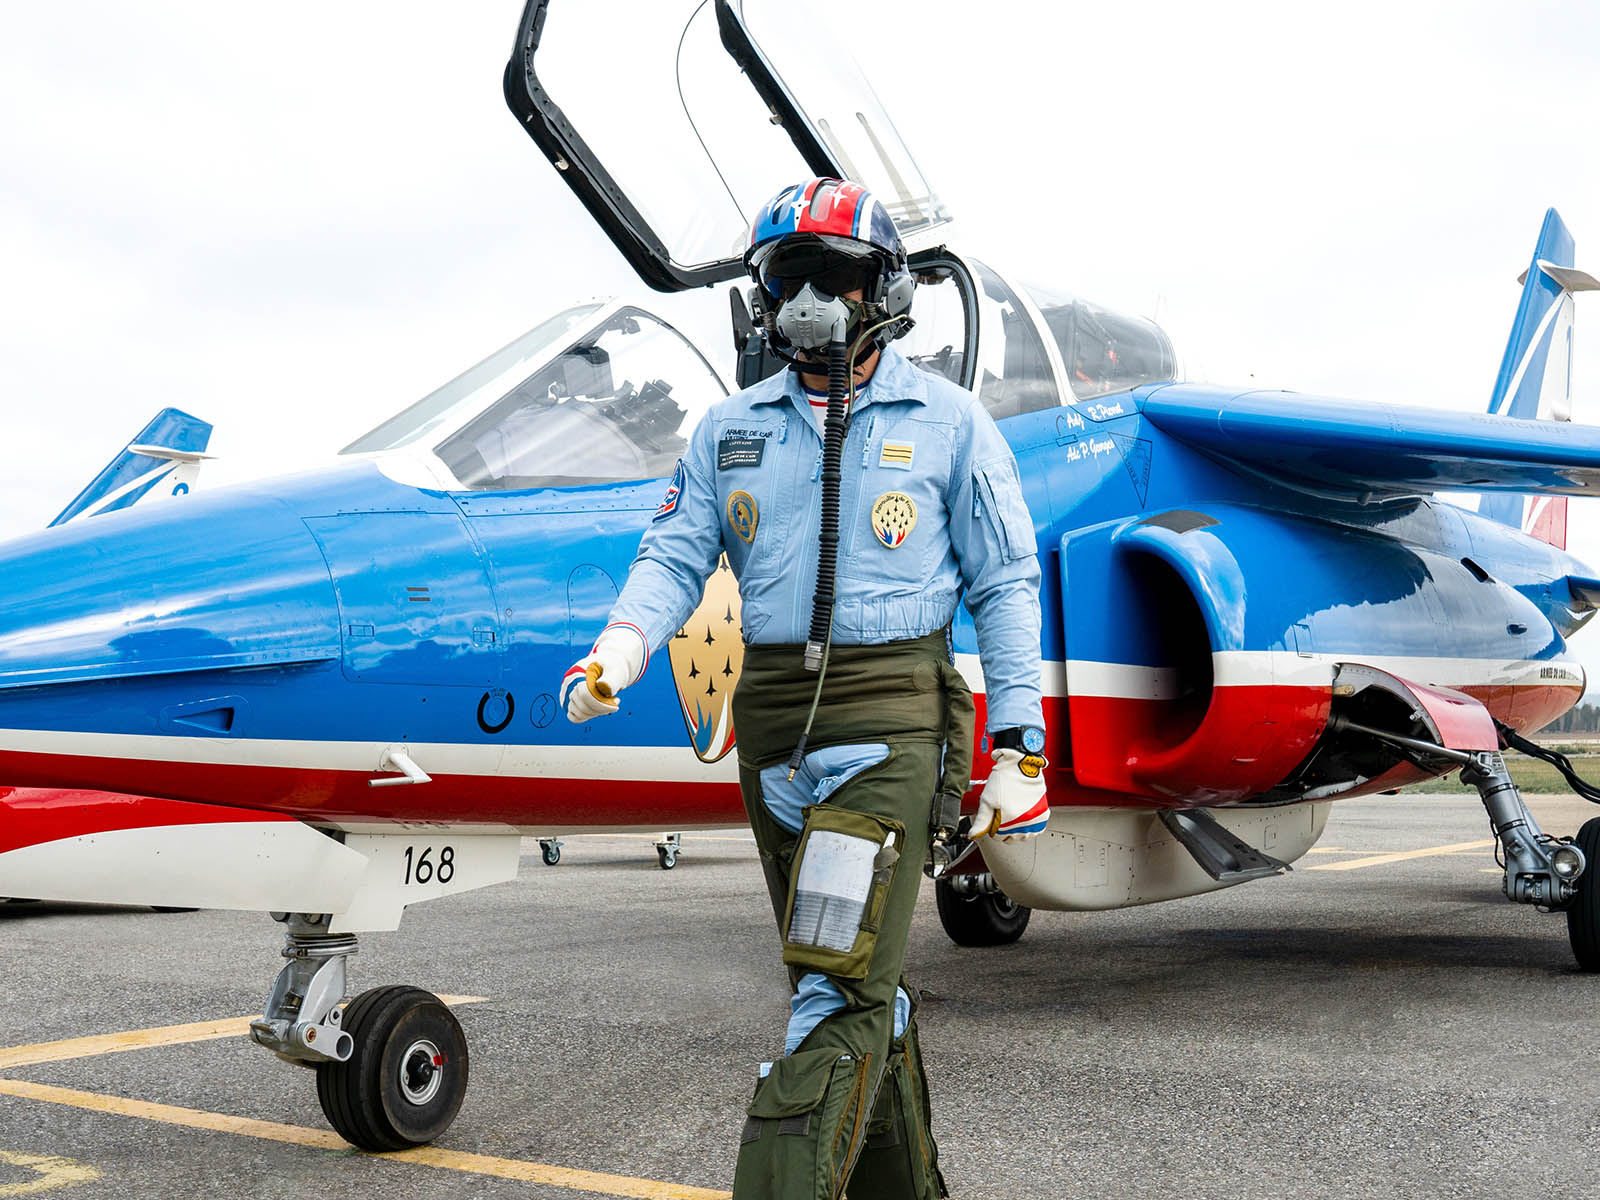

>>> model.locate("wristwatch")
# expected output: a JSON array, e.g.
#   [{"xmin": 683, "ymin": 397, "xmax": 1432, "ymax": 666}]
[{"xmin": 991, "ymin": 726, "xmax": 1045, "ymax": 754}]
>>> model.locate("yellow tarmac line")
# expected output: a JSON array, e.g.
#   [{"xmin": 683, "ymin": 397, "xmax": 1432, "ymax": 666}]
[
  {"xmin": 0, "ymin": 997, "xmax": 486, "ymax": 1071},
  {"xmin": 0, "ymin": 1148, "xmax": 100, "ymax": 1196},
  {"xmin": 0, "ymin": 1079, "xmax": 728, "ymax": 1200},
  {"xmin": 1307, "ymin": 839, "xmax": 1496, "ymax": 872}
]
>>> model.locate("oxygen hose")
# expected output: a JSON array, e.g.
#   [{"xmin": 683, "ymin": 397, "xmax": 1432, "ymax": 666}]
[
  {"xmin": 785, "ymin": 313, "xmax": 910, "ymax": 781},
  {"xmin": 787, "ymin": 325, "xmax": 850, "ymax": 779},
  {"xmin": 804, "ymin": 329, "xmax": 850, "ymax": 672}
]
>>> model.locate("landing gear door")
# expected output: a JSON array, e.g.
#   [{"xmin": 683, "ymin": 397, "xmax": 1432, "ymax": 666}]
[{"xmin": 504, "ymin": 0, "xmax": 956, "ymax": 292}]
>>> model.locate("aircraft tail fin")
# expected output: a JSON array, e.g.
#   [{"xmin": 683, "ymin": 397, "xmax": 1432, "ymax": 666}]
[
  {"xmin": 1480, "ymin": 208, "xmax": 1599, "ymax": 547},
  {"xmin": 49, "ymin": 408, "xmax": 215, "ymax": 527}
]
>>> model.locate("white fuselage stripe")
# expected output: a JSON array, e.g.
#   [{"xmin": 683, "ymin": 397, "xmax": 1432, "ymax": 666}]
[
  {"xmin": 0, "ymin": 728, "xmax": 742, "ymax": 782},
  {"xmin": 0, "ymin": 653, "xmax": 1577, "ymax": 770},
  {"xmin": 1048, "ymin": 653, "xmax": 1582, "ymax": 699}
]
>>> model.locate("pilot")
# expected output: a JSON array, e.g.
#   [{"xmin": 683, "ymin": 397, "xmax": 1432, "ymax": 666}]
[{"xmin": 560, "ymin": 177, "xmax": 1047, "ymax": 1199}]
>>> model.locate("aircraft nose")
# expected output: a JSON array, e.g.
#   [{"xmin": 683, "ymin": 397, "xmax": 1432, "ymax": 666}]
[{"xmin": 0, "ymin": 491, "xmax": 341, "ymax": 693}]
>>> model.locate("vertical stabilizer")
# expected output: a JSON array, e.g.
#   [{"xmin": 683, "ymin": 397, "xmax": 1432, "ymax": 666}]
[
  {"xmin": 49, "ymin": 408, "xmax": 214, "ymax": 527},
  {"xmin": 1480, "ymin": 209, "xmax": 1599, "ymax": 547}
]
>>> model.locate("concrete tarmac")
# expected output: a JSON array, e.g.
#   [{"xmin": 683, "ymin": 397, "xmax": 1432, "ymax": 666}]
[{"xmin": 2, "ymin": 793, "xmax": 1598, "ymax": 1199}]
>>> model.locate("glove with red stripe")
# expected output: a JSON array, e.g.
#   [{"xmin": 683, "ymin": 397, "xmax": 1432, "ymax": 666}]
[
  {"xmin": 968, "ymin": 748, "xmax": 1050, "ymax": 841},
  {"xmin": 560, "ymin": 623, "xmax": 649, "ymax": 724}
]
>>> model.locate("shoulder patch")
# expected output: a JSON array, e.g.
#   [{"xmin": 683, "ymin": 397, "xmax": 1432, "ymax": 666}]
[{"xmin": 654, "ymin": 460, "xmax": 687, "ymax": 522}]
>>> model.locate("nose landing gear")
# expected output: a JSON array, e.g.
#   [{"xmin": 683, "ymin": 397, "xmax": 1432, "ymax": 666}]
[{"xmin": 250, "ymin": 914, "xmax": 470, "ymax": 1150}]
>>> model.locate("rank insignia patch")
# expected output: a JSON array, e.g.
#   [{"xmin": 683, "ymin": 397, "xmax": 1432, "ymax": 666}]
[
  {"xmin": 727, "ymin": 490, "xmax": 758, "ymax": 543},
  {"xmin": 879, "ymin": 442, "xmax": 914, "ymax": 470},
  {"xmin": 870, "ymin": 491, "xmax": 917, "ymax": 549}
]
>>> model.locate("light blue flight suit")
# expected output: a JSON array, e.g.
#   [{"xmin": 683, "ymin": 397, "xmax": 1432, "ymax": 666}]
[{"xmin": 606, "ymin": 343, "xmax": 1043, "ymax": 1197}]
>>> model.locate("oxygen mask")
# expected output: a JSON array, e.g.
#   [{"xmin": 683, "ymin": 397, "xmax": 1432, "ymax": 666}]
[{"xmin": 775, "ymin": 282, "xmax": 861, "ymax": 352}]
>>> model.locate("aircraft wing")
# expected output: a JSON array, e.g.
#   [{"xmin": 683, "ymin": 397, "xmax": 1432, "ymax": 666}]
[{"xmin": 1142, "ymin": 383, "xmax": 1600, "ymax": 499}]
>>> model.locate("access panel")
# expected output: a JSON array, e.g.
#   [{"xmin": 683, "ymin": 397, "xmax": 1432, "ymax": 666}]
[{"xmin": 306, "ymin": 514, "xmax": 502, "ymax": 686}]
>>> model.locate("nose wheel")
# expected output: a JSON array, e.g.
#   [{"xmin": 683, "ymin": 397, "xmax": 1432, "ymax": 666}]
[{"xmin": 315, "ymin": 985, "xmax": 469, "ymax": 1152}]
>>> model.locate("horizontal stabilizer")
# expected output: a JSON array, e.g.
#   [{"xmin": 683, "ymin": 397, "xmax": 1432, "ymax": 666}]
[
  {"xmin": 125, "ymin": 444, "xmax": 216, "ymax": 464},
  {"xmin": 1517, "ymin": 261, "xmax": 1600, "ymax": 292},
  {"xmin": 1143, "ymin": 383, "xmax": 1600, "ymax": 500}
]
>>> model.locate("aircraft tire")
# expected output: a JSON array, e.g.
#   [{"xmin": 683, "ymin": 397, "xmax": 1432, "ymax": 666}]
[
  {"xmin": 316, "ymin": 985, "xmax": 469, "ymax": 1152},
  {"xmin": 934, "ymin": 878, "xmax": 1031, "ymax": 947},
  {"xmin": 1566, "ymin": 817, "xmax": 1600, "ymax": 973}
]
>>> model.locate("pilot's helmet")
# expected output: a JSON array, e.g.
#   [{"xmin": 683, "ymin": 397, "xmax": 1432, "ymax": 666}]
[{"xmin": 743, "ymin": 177, "xmax": 912, "ymax": 322}]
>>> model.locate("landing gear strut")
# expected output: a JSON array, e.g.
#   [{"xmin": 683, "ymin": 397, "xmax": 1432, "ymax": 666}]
[
  {"xmin": 1337, "ymin": 717, "xmax": 1590, "ymax": 966},
  {"xmin": 250, "ymin": 914, "xmax": 469, "ymax": 1150},
  {"xmin": 1459, "ymin": 750, "xmax": 1585, "ymax": 907}
]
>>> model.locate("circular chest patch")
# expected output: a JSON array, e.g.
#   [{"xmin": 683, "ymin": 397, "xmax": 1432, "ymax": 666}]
[
  {"xmin": 727, "ymin": 490, "xmax": 758, "ymax": 543},
  {"xmin": 871, "ymin": 491, "xmax": 917, "ymax": 549}
]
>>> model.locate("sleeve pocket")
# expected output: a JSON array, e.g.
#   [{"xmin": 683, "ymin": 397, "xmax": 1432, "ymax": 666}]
[{"xmin": 974, "ymin": 458, "xmax": 1038, "ymax": 562}]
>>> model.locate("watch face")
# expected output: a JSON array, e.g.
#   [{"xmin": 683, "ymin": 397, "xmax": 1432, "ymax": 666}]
[{"xmin": 1022, "ymin": 726, "xmax": 1045, "ymax": 754}]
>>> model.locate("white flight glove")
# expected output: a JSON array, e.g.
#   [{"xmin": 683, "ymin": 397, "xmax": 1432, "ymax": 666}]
[
  {"xmin": 968, "ymin": 748, "xmax": 1051, "ymax": 841},
  {"xmin": 560, "ymin": 623, "xmax": 649, "ymax": 723}
]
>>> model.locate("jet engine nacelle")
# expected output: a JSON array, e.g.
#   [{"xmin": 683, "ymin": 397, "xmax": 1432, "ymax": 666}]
[{"xmin": 1060, "ymin": 504, "xmax": 1572, "ymax": 804}]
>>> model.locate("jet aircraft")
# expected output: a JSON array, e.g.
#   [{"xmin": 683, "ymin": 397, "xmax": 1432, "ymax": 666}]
[{"xmin": 4, "ymin": 0, "xmax": 1600, "ymax": 1155}]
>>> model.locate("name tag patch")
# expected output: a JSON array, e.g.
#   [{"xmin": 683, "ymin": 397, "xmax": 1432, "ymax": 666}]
[
  {"xmin": 879, "ymin": 442, "xmax": 914, "ymax": 470},
  {"xmin": 718, "ymin": 436, "xmax": 767, "ymax": 471}
]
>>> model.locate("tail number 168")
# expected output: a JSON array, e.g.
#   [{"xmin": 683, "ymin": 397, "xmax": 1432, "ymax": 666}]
[{"xmin": 402, "ymin": 845, "xmax": 456, "ymax": 885}]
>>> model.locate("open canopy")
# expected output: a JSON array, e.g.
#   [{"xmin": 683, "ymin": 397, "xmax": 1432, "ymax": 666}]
[{"xmin": 504, "ymin": 0, "xmax": 953, "ymax": 292}]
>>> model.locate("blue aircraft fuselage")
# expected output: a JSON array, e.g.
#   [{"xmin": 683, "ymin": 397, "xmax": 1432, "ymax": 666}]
[{"xmin": 0, "ymin": 381, "xmax": 1586, "ymax": 829}]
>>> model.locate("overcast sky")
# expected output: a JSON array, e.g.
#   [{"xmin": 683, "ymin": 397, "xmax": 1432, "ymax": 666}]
[{"xmin": 4, "ymin": 1, "xmax": 1600, "ymax": 670}]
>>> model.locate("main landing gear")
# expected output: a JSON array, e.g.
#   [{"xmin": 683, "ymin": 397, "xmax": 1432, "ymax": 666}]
[
  {"xmin": 933, "ymin": 872, "xmax": 1031, "ymax": 946},
  {"xmin": 250, "ymin": 914, "xmax": 469, "ymax": 1150},
  {"xmin": 1338, "ymin": 716, "xmax": 1594, "ymax": 971},
  {"xmin": 1566, "ymin": 817, "xmax": 1600, "ymax": 971}
]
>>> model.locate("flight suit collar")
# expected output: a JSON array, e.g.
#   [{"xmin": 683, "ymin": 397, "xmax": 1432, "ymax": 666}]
[{"xmin": 750, "ymin": 345, "xmax": 930, "ymax": 420}]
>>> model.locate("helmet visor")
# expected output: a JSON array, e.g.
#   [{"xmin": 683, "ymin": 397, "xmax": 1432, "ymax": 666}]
[{"xmin": 747, "ymin": 233, "xmax": 880, "ymax": 297}]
